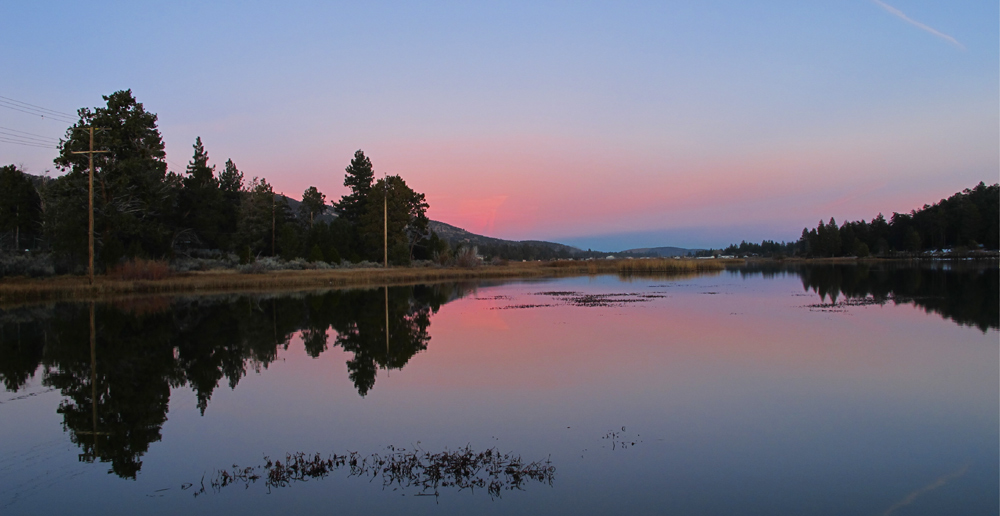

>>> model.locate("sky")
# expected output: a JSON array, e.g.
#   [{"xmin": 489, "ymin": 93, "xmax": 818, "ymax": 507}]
[{"xmin": 1, "ymin": 1, "xmax": 997, "ymax": 251}]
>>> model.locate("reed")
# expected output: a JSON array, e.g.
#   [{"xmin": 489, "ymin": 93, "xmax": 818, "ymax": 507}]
[
  {"xmin": 108, "ymin": 258, "xmax": 173, "ymax": 281},
  {"xmin": 617, "ymin": 257, "xmax": 735, "ymax": 274}
]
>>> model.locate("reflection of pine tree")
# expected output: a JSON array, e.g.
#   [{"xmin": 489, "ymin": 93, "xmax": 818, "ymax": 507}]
[
  {"xmin": 796, "ymin": 263, "xmax": 998, "ymax": 332},
  {"xmin": 0, "ymin": 309, "xmax": 48, "ymax": 391},
  {"xmin": 301, "ymin": 327, "xmax": 328, "ymax": 358},
  {"xmin": 332, "ymin": 287, "xmax": 433, "ymax": 396},
  {"xmin": 0, "ymin": 282, "xmax": 473, "ymax": 478},
  {"xmin": 43, "ymin": 305, "xmax": 177, "ymax": 479}
]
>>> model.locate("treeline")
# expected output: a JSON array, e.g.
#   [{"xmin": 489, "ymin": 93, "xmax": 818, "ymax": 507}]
[
  {"xmin": 0, "ymin": 90, "xmax": 449, "ymax": 274},
  {"xmin": 474, "ymin": 242, "xmax": 611, "ymax": 262},
  {"xmin": 701, "ymin": 182, "xmax": 999, "ymax": 258}
]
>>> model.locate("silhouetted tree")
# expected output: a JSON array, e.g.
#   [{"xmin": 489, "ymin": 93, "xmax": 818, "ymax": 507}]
[
  {"xmin": 50, "ymin": 90, "xmax": 175, "ymax": 269},
  {"xmin": 300, "ymin": 186, "xmax": 326, "ymax": 229},
  {"xmin": 334, "ymin": 150, "xmax": 375, "ymax": 225},
  {"xmin": 0, "ymin": 165, "xmax": 43, "ymax": 250}
]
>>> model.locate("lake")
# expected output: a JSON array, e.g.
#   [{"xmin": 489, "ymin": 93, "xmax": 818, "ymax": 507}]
[{"xmin": 1, "ymin": 263, "xmax": 997, "ymax": 515}]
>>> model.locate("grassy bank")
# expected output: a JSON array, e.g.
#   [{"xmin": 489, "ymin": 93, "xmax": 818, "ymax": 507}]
[{"xmin": 0, "ymin": 258, "xmax": 739, "ymax": 307}]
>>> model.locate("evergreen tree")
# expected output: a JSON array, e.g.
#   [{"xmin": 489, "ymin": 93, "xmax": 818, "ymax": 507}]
[
  {"xmin": 50, "ymin": 90, "xmax": 174, "ymax": 269},
  {"xmin": 178, "ymin": 137, "xmax": 224, "ymax": 249},
  {"xmin": 334, "ymin": 150, "xmax": 374, "ymax": 224},
  {"xmin": 299, "ymin": 186, "xmax": 326, "ymax": 228},
  {"xmin": 235, "ymin": 177, "xmax": 275, "ymax": 259},
  {"xmin": 358, "ymin": 175, "xmax": 429, "ymax": 264},
  {"xmin": 219, "ymin": 159, "xmax": 244, "ymax": 195},
  {"xmin": 217, "ymin": 159, "xmax": 244, "ymax": 251},
  {"xmin": 0, "ymin": 165, "xmax": 43, "ymax": 250}
]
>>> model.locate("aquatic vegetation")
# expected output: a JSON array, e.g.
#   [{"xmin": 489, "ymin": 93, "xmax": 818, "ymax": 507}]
[{"xmin": 193, "ymin": 445, "xmax": 555, "ymax": 499}]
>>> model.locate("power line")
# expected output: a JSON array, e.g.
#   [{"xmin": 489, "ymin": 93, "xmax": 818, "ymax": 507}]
[
  {"xmin": 0, "ymin": 125, "xmax": 61, "ymax": 142},
  {"xmin": 0, "ymin": 101, "xmax": 77, "ymax": 123},
  {"xmin": 0, "ymin": 97, "xmax": 77, "ymax": 124},
  {"xmin": 0, "ymin": 136, "xmax": 57, "ymax": 149},
  {"xmin": 0, "ymin": 129, "xmax": 58, "ymax": 144},
  {"xmin": 0, "ymin": 95, "xmax": 76, "ymax": 118}
]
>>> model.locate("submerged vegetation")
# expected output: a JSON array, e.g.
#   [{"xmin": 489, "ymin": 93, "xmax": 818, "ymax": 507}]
[{"xmin": 194, "ymin": 445, "xmax": 554, "ymax": 499}]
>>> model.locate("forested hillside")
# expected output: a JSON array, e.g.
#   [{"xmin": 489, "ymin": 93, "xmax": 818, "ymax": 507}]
[{"xmin": 705, "ymin": 182, "xmax": 999, "ymax": 258}]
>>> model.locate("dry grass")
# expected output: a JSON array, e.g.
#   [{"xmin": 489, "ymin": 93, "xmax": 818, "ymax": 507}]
[
  {"xmin": 616, "ymin": 257, "xmax": 737, "ymax": 274},
  {"xmin": 0, "ymin": 258, "xmax": 741, "ymax": 308},
  {"xmin": 108, "ymin": 258, "xmax": 173, "ymax": 281}
]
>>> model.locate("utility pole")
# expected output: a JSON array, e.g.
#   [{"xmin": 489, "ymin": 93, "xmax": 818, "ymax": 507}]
[
  {"xmin": 383, "ymin": 177, "xmax": 388, "ymax": 269},
  {"xmin": 271, "ymin": 195, "xmax": 276, "ymax": 257},
  {"xmin": 71, "ymin": 127, "xmax": 107, "ymax": 285}
]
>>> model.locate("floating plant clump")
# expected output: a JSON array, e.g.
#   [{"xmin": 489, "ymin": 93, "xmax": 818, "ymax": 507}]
[
  {"xmin": 472, "ymin": 290, "xmax": 669, "ymax": 309},
  {"xmin": 189, "ymin": 445, "xmax": 554, "ymax": 500},
  {"xmin": 533, "ymin": 291, "xmax": 667, "ymax": 307}
]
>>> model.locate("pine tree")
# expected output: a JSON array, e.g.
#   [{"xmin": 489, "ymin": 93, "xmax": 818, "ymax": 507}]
[
  {"xmin": 217, "ymin": 159, "xmax": 244, "ymax": 251},
  {"xmin": 0, "ymin": 165, "xmax": 43, "ymax": 250},
  {"xmin": 334, "ymin": 150, "xmax": 374, "ymax": 224},
  {"xmin": 300, "ymin": 186, "xmax": 326, "ymax": 228},
  {"xmin": 358, "ymin": 175, "xmax": 429, "ymax": 264},
  {"xmin": 50, "ymin": 90, "xmax": 173, "ymax": 268},
  {"xmin": 178, "ymin": 137, "xmax": 224, "ymax": 249}
]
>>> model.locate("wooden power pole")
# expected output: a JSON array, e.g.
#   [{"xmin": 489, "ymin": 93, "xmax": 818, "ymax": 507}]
[
  {"xmin": 383, "ymin": 179, "xmax": 388, "ymax": 269},
  {"xmin": 71, "ymin": 127, "xmax": 107, "ymax": 285}
]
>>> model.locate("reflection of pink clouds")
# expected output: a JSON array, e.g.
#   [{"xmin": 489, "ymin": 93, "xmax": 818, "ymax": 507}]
[{"xmin": 399, "ymin": 283, "xmax": 992, "ymax": 395}]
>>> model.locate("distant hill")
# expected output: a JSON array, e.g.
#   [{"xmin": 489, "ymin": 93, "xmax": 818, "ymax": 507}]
[
  {"xmin": 428, "ymin": 220, "xmax": 583, "ymax": 255},
  {"xmin": 280, "ymin": 194, "xmax": 702, "ymax": 258},
  {"xmin": 277, "ymin": 195, "xmax": 588, "ymax": 256},
  {"xmin": 621, "ymin": 246, "xmax": 704, "ymax": 257}
]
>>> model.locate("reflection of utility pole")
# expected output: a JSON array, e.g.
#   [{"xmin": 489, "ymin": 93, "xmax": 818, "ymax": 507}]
[
  {"xmin": 71, "ymin": 127, "xmax": 108, "ymax": 285},
  {"xmin": 77, "ymin": 302, "xmax": 109, "ymax": 460},
  {"xmin": 90, "ymin": 301, "xmax": 97, "ymax": 454}
]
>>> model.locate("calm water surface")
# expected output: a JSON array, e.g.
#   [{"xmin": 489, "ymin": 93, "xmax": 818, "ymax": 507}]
[{"xmin": 1, "ymin": 264, "xmax": 997, "ymax": 515}]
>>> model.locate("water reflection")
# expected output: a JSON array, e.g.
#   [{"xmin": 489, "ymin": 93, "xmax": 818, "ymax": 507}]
[
  {"xmin": 0, "ymin": 283, "xmax": 472, "ymax": 478},
  {"xmin": 0, "ymin": 264, "xmax": 995, "ymax": 484},
  {"xmin": 732, "ymin": 262, "xmax": 999, "ymax": 332}
]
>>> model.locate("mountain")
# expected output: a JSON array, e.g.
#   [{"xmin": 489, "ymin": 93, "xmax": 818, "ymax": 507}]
[
  {"xmin": 428, "ymin": 220, "xmax": 583, "ymax": 255},
  {"xmin": 277, "ymin": 195, "xmax": 587, "ymax": 256},
  {"xmin": 621, "ymin": 246, "xmax": 704, "ymax": 257}
]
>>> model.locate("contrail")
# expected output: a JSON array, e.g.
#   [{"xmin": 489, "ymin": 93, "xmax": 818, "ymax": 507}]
[
  {"xmin": 871, "ymin": 0, "xmax": 965, "ymax": 50},
  {"xmin": 882, "ymin": 463, "xmax": 971, "ymax": 516}
]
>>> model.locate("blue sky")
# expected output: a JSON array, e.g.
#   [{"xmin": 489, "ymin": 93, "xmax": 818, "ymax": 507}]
[{"xmin": 1, "ymin": 1, "xmax": 997, "ymax": 250}]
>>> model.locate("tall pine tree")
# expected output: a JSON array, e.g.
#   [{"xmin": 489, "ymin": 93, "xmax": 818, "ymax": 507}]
[
  {"xmin": 334, "ymin": 150, "xmax": 374, "ymax": 224},
  {"xmin": 178, "ymin": 137, "xmax": 224, "ymax": 249}
]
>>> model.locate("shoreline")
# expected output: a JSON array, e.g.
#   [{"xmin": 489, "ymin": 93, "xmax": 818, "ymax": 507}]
[
  {"xmin": 1, "ymin": 256, "xmax": 995, "ymax": 308},
  {"xmin": 0, "ymin": 259, "xmax": 732, "ymax": 307}
]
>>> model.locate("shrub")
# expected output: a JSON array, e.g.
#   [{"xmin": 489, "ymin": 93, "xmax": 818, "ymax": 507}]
[
  {"xmin": 308, "ymin": 245, "xmax": 325, "ymax": 263},
  {"xmin": 454, "ymin": 246, "xmax": 480, "ymax": 268},
  {"xmin": 238, "ymin": 261, "xmax": 268, "ymax": 274},
  {"xmin": 109, "ymin": 258, "xmax": 172, "ymax": 281},
  {"xmin": 0, "ymin": 252, "xmax": 55, "ymax": 277}
]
